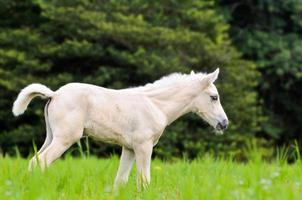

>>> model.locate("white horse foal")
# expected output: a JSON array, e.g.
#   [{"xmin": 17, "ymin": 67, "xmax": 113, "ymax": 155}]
[{"xmin": 12, "ymin": 68, "xmax": 228, "ymax": 189}]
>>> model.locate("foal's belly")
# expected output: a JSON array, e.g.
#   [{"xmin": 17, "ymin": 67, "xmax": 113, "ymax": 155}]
[{"xmin": 84, "ymin": 121, "xmax": 132, "ymax": 148}]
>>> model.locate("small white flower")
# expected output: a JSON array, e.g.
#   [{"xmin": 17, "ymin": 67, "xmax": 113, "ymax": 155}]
[
  {"xmin": 247, "ymin": 188, "xmax": 255, "ymax": 196},
  {"xmin": 271, "ymin": 171, "xmax": 280, "ymax": 178},
  {"xmin": 260, "ymin": 178, "xmax": 272, "ymax": 186},
  {"xmin": 5, "ymin": 179, "xmax": 12, "ymax": 186},
  {"xmin": 231, "ymin": 190, "xmax": 240, "ymax": 198},
  {"xmin": 238, "ymin": 179, "xmax": 244, "ymax": 185},
  {"xmin": 262, "ymin": 185, "xmax": 269, "ymax": 191},
  {"xmin": 104, "ymin": 186, "xmax": 112, "ymax": 193},
  {"xmin": 5, "ymin": 190, "xmax": 12, "ymax": 196},
  {"xmin": 260, "ymin": 178, "xmax": 272, "ymax": 191}
]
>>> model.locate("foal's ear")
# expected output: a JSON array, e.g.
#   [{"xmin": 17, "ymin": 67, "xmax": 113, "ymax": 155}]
[
  {"xmin": 209, "ymin": 68, "xmax": 219, "ymax": 83},
  {"xmin": 201, "ymin": 68, "xmax": 219, "ymax": 87}
]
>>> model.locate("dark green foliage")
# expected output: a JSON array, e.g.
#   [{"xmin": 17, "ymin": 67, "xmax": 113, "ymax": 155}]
[
  {"xmin": 0, "ymin": 0, "xmax": 259, "ymax": 158},
  {"xmin": 218, "ymin": 0, "xmax": 302, "ymax": 143}
]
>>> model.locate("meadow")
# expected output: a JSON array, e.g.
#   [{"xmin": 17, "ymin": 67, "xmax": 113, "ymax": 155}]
[{"xmin": 1, "ymin": 153, "xmax": 302, "ymax": 200}]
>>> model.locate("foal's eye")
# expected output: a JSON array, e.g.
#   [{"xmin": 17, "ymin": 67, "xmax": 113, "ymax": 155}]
[{"xmin": 210, "ymin": 95, "xmax": 218, "ymax": 101}]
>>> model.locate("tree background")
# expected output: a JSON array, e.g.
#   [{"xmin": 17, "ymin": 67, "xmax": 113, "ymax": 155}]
[
  {"xmin": 0, "ymin": 0, "xmax": 300, "ymax": 159},
  {"xmin": 219, "ymin": 0, "xmax": 302, "ymax": 146}
]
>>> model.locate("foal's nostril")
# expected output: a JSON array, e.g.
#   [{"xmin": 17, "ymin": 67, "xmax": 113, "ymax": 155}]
[
  {"xmin": 222, "ymin": 119, "xmax": 228, "ymax": 127},
  {"xmin": 217, "ymin": 119, "xmax": 228, "ymax": 130}
]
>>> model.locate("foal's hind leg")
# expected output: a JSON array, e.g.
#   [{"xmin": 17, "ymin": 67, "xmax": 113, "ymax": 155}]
[
  {"xmin": 38, "ymin": 137, "xmax": 75, "ymax": 169},
  {"xmin": 36, "ymin": 128, "xmax": 83, "ymax": 170},
  {"xmin": 29, "ymin": 105, "xmax": 84, "ymax": 170}
]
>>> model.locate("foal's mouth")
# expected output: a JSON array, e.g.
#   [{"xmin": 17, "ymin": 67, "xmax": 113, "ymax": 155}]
[
  {"xmin": 215, "ymin": 125, "xmax": 225, "ymax": 131},
  {"xmin": 214, "ymin": 126, "xmax": 225, "ymax": 135},
  {"xmin": 214, "ymin": 130, "xmax": 224, "ymax": 135}
]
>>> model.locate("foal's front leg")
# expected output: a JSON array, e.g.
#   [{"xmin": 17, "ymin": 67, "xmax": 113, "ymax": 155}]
[
  {"xmin": 114, "ymin": 147, "xmax": 135, "ymax": 189},
  {"xmin": 134, "ymin": 142, "xmax": 153, "ymax": 189}
]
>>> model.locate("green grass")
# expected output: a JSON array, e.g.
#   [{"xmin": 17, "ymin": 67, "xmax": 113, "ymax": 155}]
[{"xmin": 1, "ymin": 155, "xmax": 302, "ymax": 200}]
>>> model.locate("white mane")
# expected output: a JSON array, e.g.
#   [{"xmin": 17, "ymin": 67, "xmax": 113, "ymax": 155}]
[{"xmin": 130, "ymin": 71, "xmax": 206, "ymax": 92}]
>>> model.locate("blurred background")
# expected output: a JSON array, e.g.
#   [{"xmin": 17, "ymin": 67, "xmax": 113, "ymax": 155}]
[{"xmin": 0, "ymin": 0, "xmax": 301, "ymax": 160}]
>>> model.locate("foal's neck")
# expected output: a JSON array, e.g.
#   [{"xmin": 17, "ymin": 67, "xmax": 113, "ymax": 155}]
[{"xmin": 146, "ymin": 81, "xmax": 200, "ymax": 125}]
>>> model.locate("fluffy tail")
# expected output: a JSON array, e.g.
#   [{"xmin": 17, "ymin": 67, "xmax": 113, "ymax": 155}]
[{"xmin": 12, "ymin": 83, "xmax": 55, "ymax": 116}]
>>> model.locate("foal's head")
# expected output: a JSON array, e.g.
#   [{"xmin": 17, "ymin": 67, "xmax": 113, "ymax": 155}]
[{"xmin": 192, "ymin": 68, "xmax": 229, "ymax": 132}]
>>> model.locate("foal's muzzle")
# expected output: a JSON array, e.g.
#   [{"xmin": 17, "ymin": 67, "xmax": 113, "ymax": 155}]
[{"xmin": 216, "ymin": 119, "xmax": 228, "ymax": 131}]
